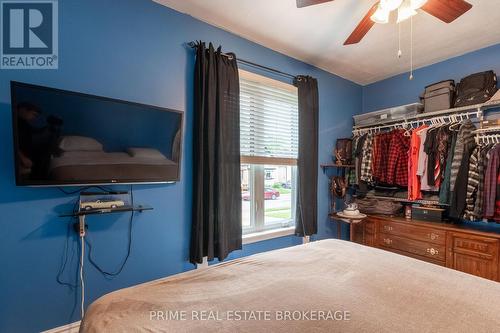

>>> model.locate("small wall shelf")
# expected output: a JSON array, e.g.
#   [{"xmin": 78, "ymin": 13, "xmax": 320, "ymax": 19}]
[{"xmin": 321, "ymin": 164, "xmax": 354, "ymax": 173}]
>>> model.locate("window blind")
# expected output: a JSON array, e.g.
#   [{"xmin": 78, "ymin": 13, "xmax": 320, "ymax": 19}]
[{"xmin": 240, "ymin": 71, "xmax": 299, "ymax": 163}]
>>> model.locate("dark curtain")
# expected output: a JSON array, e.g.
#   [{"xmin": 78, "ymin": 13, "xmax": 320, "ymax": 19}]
[
  {"xmin": 294, "ymin": 76, "xmax": 319, "ymax": 236},
  {"xmin": 190, "ymin": 42, "xmax": 242, "ymax": 264}
]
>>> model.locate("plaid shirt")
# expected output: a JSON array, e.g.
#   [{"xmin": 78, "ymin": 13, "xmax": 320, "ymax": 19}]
[
  {"xmin": 360, "ymin": 133, "xmax": 374, "ymax": 183},
  {"xmin": 386, "ymin": 130, "xmax": 410, "ymax": 186},
  {"xmin": 371, "ymin": 130, "xmax": 410, "ymax": 186},
  {"xmin": 372, "ymin": 132, "xmax": 390, "ymax": 182}
]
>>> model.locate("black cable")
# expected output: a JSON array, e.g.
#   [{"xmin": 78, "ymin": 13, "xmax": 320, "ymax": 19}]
[
  {"xmin": 56, "ymin": 199, "xmax": 79, "ymax": 289},
  {"xmin": 85, "ymin": 185, "xmax": 134, "ymax": 277},
  {"xmin": 57, "ymin": 184, "xmax": 116, "ymax": 286}
]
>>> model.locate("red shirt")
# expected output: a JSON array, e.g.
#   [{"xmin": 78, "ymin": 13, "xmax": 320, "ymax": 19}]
[{"xmin": 408, "ymin": 125, "xmax": 428, "ymax": 200}]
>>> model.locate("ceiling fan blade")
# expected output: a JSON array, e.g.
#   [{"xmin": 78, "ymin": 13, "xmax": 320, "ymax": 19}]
[
  {"xmin": 344, "ymin": 2, "xmax": 379, "ymax": 45},
  {"xmin": 296, "ymin": 0, "xmax": 334, "ymax": 8},
  {"xmin": 421, "ymin": 0, "xmax": 472, "ymax": 23}
]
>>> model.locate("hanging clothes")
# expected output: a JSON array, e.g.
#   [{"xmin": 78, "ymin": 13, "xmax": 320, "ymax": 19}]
[
  {"xmin": 472, "ymin": 145, "xmax": 492, "ymax": 219},
  {"xmin": 424, "ymin": 126, "xmax": 439, "ymax": 186},
  {"xmin": 483, "ymin": 144, "xmax": 500, "ymax": 219},
  {"xmin": 360, "ymin": 133, "xmax": 374, "ymax": 183},
  {"xmin": 386, "ymin": 129, "xmax": 410, "ymax": 187},
  {"xmin": 417, "ymin": 127, "xmax": 439, "ymax": 192},
  {"xmin": 408, "ymin": 125, "xmax": 428, "ymax": 200},
  {"xmin": 350, "ymin": 135, "xmax": 360, "ymax": 185},
  {"xmin": 371, "ymin": 130, "xmax": 410, "ymax": 186},
  {"xmin": 439, "ymin": 130, "xmax": 458, "ymax": 205},
  {"xmin": 372, "ymin": 132, "xmax": 390, "ymax": 183},
  {"xmin": 435, "ymin": 125, "xmax": 452, "ymax": 183},
  {"xmin": 464, "ymin": 146, "xmax": 481, "ymax": 221},
  {"xmin": 449, "ymin": 139, "xmax": 477, "ymax": 219},
  {"xmin": 449, "ymin": 120, "xmax": 476, "ymax": 193}
]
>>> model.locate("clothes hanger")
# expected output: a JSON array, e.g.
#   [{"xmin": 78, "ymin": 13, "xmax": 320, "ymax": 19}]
[
  {"xmin": 403, "ymin": 120, "xmax": 412, "ymax": 137},
  {"xmin": 449, "ymin": 115, "xmax": 462, "ymax": 130}
]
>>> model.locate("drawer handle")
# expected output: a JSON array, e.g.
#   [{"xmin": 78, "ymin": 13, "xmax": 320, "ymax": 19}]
[
  {"xmin": 426, "ymin": 248, "xmax": 439, "ymax": 256},
  {"xmin": 383, "ymin": 225, "xmax": 393, "ymax": 232},
  {"xmin": 383, "ymin": 238, "xmax": 393, "ymax": 245},
  {"xmin": 427, "ymin": 233, "xmax": 439, "ymax": 241}
]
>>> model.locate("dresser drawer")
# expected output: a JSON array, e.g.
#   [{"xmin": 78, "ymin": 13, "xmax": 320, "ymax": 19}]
[
  {"xmin": 379, "ymin": 233, "xmax": 445, "ymax": 262},
  {"xmin": 446, "ymin": 232, "xmax": 499, "ymax": 281},
  {"xmin": 448, "ymin": 233, "xmax": 499, "ymax": 259},
  {"xmin": 378, "ymin": 221, "xmax": 445, "ymax": 245}
]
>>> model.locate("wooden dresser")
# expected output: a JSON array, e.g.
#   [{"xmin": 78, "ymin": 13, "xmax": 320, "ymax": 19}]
[{"xmin": 351, "ymin": 215, "xmax": 500, "ymax": 282}]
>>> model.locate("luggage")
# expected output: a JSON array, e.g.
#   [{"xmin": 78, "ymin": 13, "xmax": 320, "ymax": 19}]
[
  {"xmin": 454, "ymin": 70, "xmax": 498, "ymax": 107},
  {"xmin": 353, "ymin": 103, "xmax": 423, "ymax": 127},
  {"xmin": 334, "ymin": 138, "xmax": 352, "ymax": 165},
  {"xmin": 421, "ymin": 80, "xmax": 455, "ymax": 112},
  {"xmin": 411, "ymin": 206, "xmax": 445, "ymax": 222},
  {"xmin": 353, "ymin": 197, "xmax": 403, "ymax": 216}
]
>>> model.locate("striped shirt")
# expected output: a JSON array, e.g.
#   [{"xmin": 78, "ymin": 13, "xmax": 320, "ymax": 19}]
[{"xmin": 449, "ymin": 120, "xmax": 476, "ymax": 193}]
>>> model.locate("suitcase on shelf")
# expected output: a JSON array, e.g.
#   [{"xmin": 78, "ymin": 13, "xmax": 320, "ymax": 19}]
[
  {"xmin": 421, "ymin": 80, "xmax": 455, "ymax": 112},
  {"xmin": 454, "ymin": 71, "xmax": 498, "ymax": 107}
]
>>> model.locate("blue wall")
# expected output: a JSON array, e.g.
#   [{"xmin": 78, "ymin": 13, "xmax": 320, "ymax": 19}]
[
  {"xmin": 362, "ymin": 43, "xmax": 500, "ymax": 113},
  {"xmin": 0, "ymin": 1, "xmax": 361, "ymax": 332}
]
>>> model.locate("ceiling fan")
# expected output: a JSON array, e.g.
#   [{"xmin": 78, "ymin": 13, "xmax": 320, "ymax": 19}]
[{"xmin": 296, "ymin": 0, "xmax": 473, "ymax": 45}]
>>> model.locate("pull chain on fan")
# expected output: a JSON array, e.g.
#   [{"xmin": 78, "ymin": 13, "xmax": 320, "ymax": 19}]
[
  {"xmin": 409, "ymin": 15, "xmax": 414, "ymax": 80},
  {"xmin": 397, "ymin": 23, "xmax": 402, "ymax": 58}
]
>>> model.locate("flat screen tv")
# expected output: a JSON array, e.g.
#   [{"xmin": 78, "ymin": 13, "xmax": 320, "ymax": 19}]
[{"xmin": 11, "ymin": 81, "xmax": 183, "ymax": 186}]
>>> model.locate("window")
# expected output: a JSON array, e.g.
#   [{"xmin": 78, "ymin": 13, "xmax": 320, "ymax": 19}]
[{"xmin": 240, "ymin": 70, "xmax": 298, "ymax": 236}]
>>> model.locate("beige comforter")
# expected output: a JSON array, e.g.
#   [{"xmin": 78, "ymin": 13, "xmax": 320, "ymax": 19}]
[{"xmin": 80, "ymin": 239, "xmax": 500, "ymax": 333}]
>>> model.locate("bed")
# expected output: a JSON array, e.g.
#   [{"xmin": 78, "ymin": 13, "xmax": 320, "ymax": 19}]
[{"xmin": 80, "ymin": 239, "xmax": 500, "ymax": 333}]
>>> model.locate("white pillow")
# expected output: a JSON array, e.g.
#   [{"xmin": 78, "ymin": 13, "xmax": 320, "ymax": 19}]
[
  {"xmin": 59, "ymin": 136, "xmax": 103, "ymax": 152},
  {"xmin": 127, "ymin": 148, "xmax": 166, "ymax": 160}
]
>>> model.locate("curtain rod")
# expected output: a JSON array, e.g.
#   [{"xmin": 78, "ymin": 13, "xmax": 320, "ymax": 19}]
[{"xmin": 187, "ymin": 42, "xmax": 298, "ymax": 81}]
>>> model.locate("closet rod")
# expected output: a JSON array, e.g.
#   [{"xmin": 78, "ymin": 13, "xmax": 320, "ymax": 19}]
[
  {"xmin": 186, "ymin": 41, "xmax": 298, "ymax": 81},
  {"xmin": 352, "ymin": 110, "xmax": 481, "ymax": 135},
  {"xmin": 473, "ymin": 126, "xmax": 500, "ymax": 134}
]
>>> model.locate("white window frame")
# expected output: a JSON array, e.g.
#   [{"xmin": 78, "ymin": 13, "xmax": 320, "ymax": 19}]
[{"xmin": 239, "ymin": 69, "xmax": 298, "ymax": 242}]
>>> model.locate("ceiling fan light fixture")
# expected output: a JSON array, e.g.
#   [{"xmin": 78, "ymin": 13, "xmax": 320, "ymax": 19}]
[
  {"xmin": 397, "ymin": 0, "xmax": 417, "ymax": 23},
  {"xmin": 380, "ymin": 0, "xmax": 403, "ymax": 12},
  {"xmin": 410, "ymin": 0, "xmax": 428, "ymax": 10},
  {"xmin": 371, "ymin": 5, "xmax": 390, "ymax": 24}
]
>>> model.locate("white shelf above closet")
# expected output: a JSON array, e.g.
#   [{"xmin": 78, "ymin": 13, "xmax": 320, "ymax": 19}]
[{"xmin": 353, "ymin": 99, "xmax": 500, "ymax": 131}]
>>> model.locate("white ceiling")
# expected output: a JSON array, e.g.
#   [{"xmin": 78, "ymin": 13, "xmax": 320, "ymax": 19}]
[{"xmin": 154, "ymin": 0, "xmax": 500, "ymax": 85}]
